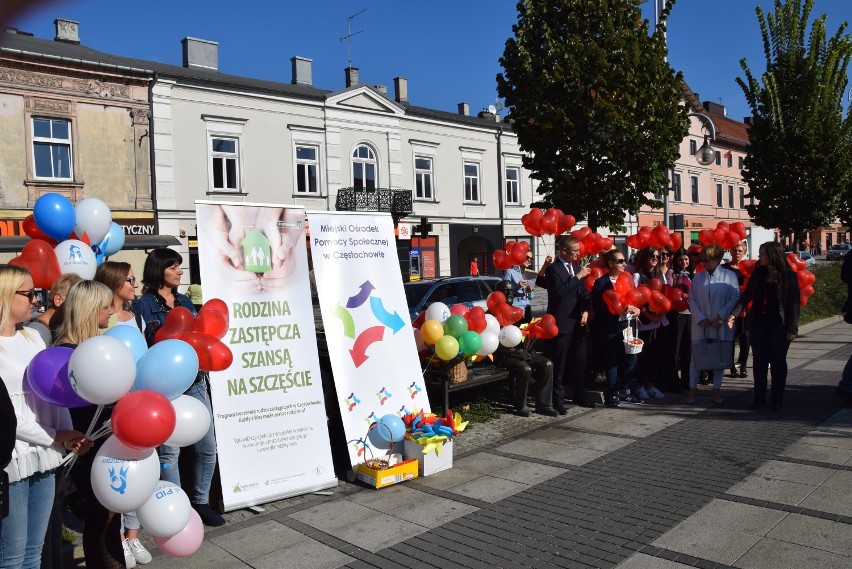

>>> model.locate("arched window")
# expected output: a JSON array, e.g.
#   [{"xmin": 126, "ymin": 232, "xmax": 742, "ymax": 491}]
[{"xmin": 352, "ymin": 144, "xmax": 377, "ymax": 190}]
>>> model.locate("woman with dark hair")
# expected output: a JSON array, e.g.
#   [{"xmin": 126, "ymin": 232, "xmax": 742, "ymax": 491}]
[
  {"xmin": 131, "ymin": 249, "xmax": 224, "ymax": 527},
  {"xmin": 670, "ymin": 248, "xmax": 694, "ymax": 393},
  {"xmin": 723, "ymin": 241, "xmax": 750, "ymax": 378},
  {"xmin": 632, "ymin": 246, "xmax": 668, "ymax": 400},
  {"xmin": 729, "ymin": 241, "xmax": 800, "ymax": 410},
  {"xmin": 590, "ymin": 250, "xmax": 642, "ymax": 406}
]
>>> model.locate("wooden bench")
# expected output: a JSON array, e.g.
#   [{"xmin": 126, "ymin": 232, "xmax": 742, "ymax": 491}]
[{"xmin": 422, "ymin": 363, "xmax": 512, "ymax": 412}]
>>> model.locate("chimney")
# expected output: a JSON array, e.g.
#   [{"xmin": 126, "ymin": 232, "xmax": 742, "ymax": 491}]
[
  {"xmin": 181, "ymin": 37, "xmax": 218, "ymax": 71},
  {"xmin": 394, "ymin": 77, "xmax": 408, "ymax": 104},
  {"xmin": 345, "ymin": 67, "xmax": 359, "ymax": 87},
  {"xmin": 743, "ymin": 117, "xmax": 753, "ymax": 125},
  {"xmin": 374, "ymin": 85, "xmax": 387, "ymax": 96},
  {"xmin": 291, "ymin": 56, "xmax": 312, "ymax": 86},
  {"xmin": 702, "ymin": 100, "xmax": 727, "ymax": 116},
  {"xmin": 458, "ymin": 102, "xmax": 469, "ymax": 116},
  {"xmin": 54, "ymin": 18, "xmax": 79, "ymax": 44}
]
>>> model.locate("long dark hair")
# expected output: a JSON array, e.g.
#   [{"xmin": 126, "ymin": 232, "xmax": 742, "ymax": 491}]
[
  {"xmin": 141, "ymin": 248, "xmax": 182, "ymax": 295},
  {"xmin": 758, "ymin": 241, "xmax": 789, "ymax": 301},
  {"xmin": 635, "ymin": 247, "xmax": 663, "ymax": 280}
]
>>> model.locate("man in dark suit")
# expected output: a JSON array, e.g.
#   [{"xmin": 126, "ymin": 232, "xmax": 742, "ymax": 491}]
[{"xmin": 543, "ymin": 235, "xmax": 595, "ymax": 412}]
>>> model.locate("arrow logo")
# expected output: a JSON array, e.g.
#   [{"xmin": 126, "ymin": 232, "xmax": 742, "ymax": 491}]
[
  {"xmin": 332, "ymin": 303, "xmax": 356, "ymax": 338},
  {"xmin": 349, "ymin": 326, "xmax": 384, "ymax": 367},
  {"xmin": 369, "ymin": 296, "xmax": 405, "ymax": 333},
  {"xmin": 346, "ymin": 281, "xmax": 375, "ymax": 309}
]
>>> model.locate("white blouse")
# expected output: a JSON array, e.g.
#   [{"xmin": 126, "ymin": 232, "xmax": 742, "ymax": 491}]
[{"xmin": 1, "ymin": 329, "xmax": 70, "ymax": 483}]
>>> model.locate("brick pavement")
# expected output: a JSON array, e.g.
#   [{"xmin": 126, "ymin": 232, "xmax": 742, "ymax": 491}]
[{"xmin": 93, "ymin": 318, "xmax": 852, "ymax": 568}]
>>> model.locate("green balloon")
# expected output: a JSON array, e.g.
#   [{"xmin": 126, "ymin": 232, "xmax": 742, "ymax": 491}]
[
  {"xmin": 435, "ymin": 335, "xmax": 460, "ymax": 361},
  {"xmin": 442, "ymin": 314, "xmax": 469, "ymax": 338},
  {"xmin": 458, "ymin": 331, "xmax": 482, "ymax": 355}
]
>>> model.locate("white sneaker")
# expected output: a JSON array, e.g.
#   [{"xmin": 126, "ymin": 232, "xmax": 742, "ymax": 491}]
[
  {"xmin": 637, "ymin": 386, "xmax": 650, "ymax": 400},
  {"xmin": 122, "ymin": 540, "xmax": 137, "ymax": 568},
  {"xmin": 648, "ymin": 386, "xmax": 666, "ymax": 399},
  {"xmin": 128, "ymin": 538, "xmax": 152, "ymax": 565}
]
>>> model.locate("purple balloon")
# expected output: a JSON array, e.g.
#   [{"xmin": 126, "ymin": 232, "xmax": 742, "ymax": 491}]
[{"xmin": 25, "ymin": 347, "xmax": 89, "ymax": 407}]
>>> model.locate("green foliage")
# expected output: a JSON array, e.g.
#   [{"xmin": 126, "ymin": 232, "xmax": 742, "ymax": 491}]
[
  {"xmin": 737, "ymin": 0, "xmax": 852, "ymax": 239},
  {"xmin": 497, "ymin": 0, "xmax": 688, "ymax": 231},
  {"xmin": 799, "ymin": 261, "xmax": 845, "ymax": 324}
]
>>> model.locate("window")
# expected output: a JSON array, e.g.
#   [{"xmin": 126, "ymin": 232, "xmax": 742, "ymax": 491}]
[
  {"xmin": 726, "ymin": 153, "xmax": 733, "ymax": 168},
  {"xmin": 728, "ymin": 185, "xmax": 734, "ymax": 208},
  {"xmin": 689, "ymin": 139, "xmax": 697, "ymax": 156},
  {"xmin": 414, "ymin": 156, "xmax": 433, "ymax": 200},
  {"xmin": 505, "ymin": 167, "xmax": 520, "ymax": 204},
  {"xmin": 352, "ymin": 144, "xmax": 377, "ymax": 190},
  {"xmin": 690, "ymin": 175, "xmax": 699, "ymax": 203},
  {"xmin": 295, "ymin": 145, "xmax": 319, "ymax": 194},
  {"xmin": 715, "ymin": 151, "xmax": 721, "ymax": 166},
  {"xmin": 739, "ymin": 187, "xmax": 746, "ymax": 209},
  {"xmin": 211, "ymin": 137, "xmax": 239, "ymax": 190},
  {"xmin": 463, "ymin": 162, "xmax": 480, "ymax": 202},
  {"xmin": 716, "ymin": 183, "xmax": 723, "ymax": 207},
  {"xmin": 672, "ymin": 173, "xmax": 682, "ymax": 201},
  {"xmin": 32, "ymin": 117, "xmax": 72, "ymax": 179},
  {"xmin": 739, "ymin": 156, "xmax": 744, "ymax": 170}
]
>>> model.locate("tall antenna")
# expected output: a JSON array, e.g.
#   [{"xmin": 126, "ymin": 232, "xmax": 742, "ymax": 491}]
[{"xmin": 339, "ymin": 8, "xmax": 367, "ymax": 68}]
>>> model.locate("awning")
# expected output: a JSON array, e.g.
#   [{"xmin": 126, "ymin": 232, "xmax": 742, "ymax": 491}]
[{"xmin": 0, "ymin": 235, "xmax": 181, "ymax": 253}]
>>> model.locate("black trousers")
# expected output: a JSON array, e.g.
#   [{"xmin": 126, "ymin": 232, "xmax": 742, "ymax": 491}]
[
  {"xmin": 750, "ymin": 318, "xmax": 790, "ymax": 406},
  {"xmin": 546, "ymin": 323, "xmax": 588, "ymax": 407},
  {"xmin": 673, "ymin": 313, "xmax": 692, "ymax": 391},
  {"xmin": 494, "ymin": 350, "xmax": 554, "ymax": 411}
]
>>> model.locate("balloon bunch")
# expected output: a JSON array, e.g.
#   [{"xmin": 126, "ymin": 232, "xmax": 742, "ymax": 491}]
[
  {"xmin": 786, "ymin": 253, "xmax": 816, "ymax": 307},
  {"xmin": 697, "ymin": 221, "xmax": 748, "ymax": 250},
  {"xmin": 11, "ymin": 193, "xmax": 126, "ymax": 286},
  {"xmin": 569, "ymin": 226, "xmax": 615, "ymax": 257},
  {"xmin": 626, "ymin": 224, "xmax": 684, "ymax": 253},
  {"xmin": 600, "ymin": 272, "xmax": 688, "ymax": 316},
  {"xmin": 493, "ymin": 240, "xmax": 529, "ymax": 271},
  {"xmin": 521, "ymin": 207, "xmax": 576, "ymax": 236},
  {"xmin": 23, "ymin": 298, "xmax": 233, "ymax": 558},
  {"xmin": 520, "ymin": 315, "xmax": 559, "ymax": 351},
  {"xmin": 153, "ymin": 299, "xmax": 234, "ymax": 372},
  {"xmin": 414, "ymin": 304, "xmax": 499, "ymax": 361},
  {"xmin": 403, "ymin": 409, "xmax": 468, "ymax": 455}
]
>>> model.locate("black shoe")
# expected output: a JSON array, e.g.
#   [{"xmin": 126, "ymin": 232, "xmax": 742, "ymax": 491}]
[
  {"xmin": 727, "ymin": 368, "xmax": 739, "ymax": 378},
  {"xmin": 555, "ymin": 406, "xmax": 568, "ymax": 416},
  {"xmin": 535, "ymin": 407, "xmax": 559, "ymax": 417},
  {"xmin": 516, "ymin": 407, "xmax": 531, "ymax": 417},
  {"xmin": 738, "ymin": 369, "xmax": 748, "ymax": 378},
  {"xmin": 193, "ymin": 503, "xmax": 226, "ymax": 527},
  {"xmin": 605, "ymin": 395, "xmax": 620, "ymax": 408},
  {"xmin": 576, "ymin": 400, "xmax": 597, "ymax": 409}
]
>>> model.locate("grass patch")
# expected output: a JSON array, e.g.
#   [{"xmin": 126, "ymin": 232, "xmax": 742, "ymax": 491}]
[
  {"xmin": 428, "ymin": 388, "xmax": 506, "ymax": 424},
  {"xmin": 800, "ymin": 262, "xmax": 845, "ymax": 325}
]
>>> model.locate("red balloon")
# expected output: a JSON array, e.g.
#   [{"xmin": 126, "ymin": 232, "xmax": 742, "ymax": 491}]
[
  {"xmin": 603, "ymin": 290, "xmax": 624, "ymax": 315},
  {"xmin": 199, "ymin": 298, "xmax": 228, "ymax": 319},
  {"xmin": 585, "ymin": 267, "xmax": 604, "ymax": 291},
  {"xmin": 731, "ymin": 222, "xmax": 747, "ymax": 239},
  {"xmin": 571, "ymin": 227, "xmax": 591, "ymax": 241},
  {"xmin": 464, "ymin": 306, "xmax": 487, "ymax": 333},
  {"xmin": 510, "ymin": 241, "xmax": 528, "ymax": 264},
  {"xmin": 797, "ymin": 270, "xmax": 816, "ymax": 288},
  {"xmin": 624, "ymin": 288, "xmax": 647, "ymax": 307},
  {"xmin": 522, "ymin": 209, "xmax": 544, "ymax": 237},
  {"xmin": 786, "ymin": 252, "xmax": 806, "ymax": 272},
  {"xmin": 412, "ymin": 311, "xmax": 426, "ymax": 329},
  {"xmin": 9, "ymin": 239, "xmax": 61, "ymax": 289},
  {"xmin": 632, "ymin": 286, "xmax": 651, "ymax": 306},
  {"xmin": 195, "ymin": 310, "xmax": 228, "ymax": 340},
  {"xmin": 538, "ymin": 314, "xmax": 559, "ymax": 339},
  {"xmin": 449, "ymin": 304, "xmax": 469, "ymax": 316},
  {"xmin": 504, "ymin": 305, "xmax": 524, "ymax": 326},
  {"xmin": 626, "ymin": 234, "xmax": 642, "ymax": 250},
  {"xmin": 22, "ymin": 215, "xmax": 58, "ymax": 245},
  {"xmin": 739, "ymin": 259, "xmax": 757, "ymax": 276},
  {"xmin": 557, "ymin": 213, "xmax": 576, "ymax": 235},
  {"xmin": 614, "ymin": 272, "xmax": 635, "ymax": 296},
  {"xmin": 716, "ymin": 221, "xmax": 730, "ymax": 232},
  {"xmin": 699, "ymin": 229, "xmax": 715, "ymax": 246},
  {"xmin": 154, "ymin": 307, "xmax": 196, "ymax": 344},
  {"xmin": 486, "ymin": 291, "xmax": 506, "ymax": 313},
  {"xmin": 112, "ymin": 390, "xmax": 176, "ymax": 449},
  {"xmin": 670, "ymin": 233, "xmax": 683, "ymax": 252},
  {"xmin": 181, "ymin": 332, "xmax": 233, "ymax": 371},
  {"xmin": 206, "ymin": 339, "xmax": 234, "ymax": 371},
  {"xmin": 540, "ymin": 209, "xmax": 559, "ymax": 234},
  {"xmin": 648, "ymin": 290, "xmax": 672, "ymax": 314},
  {"xmin": 492, "ymin": 250, "xmax": 513, "ymax": 270},
  {"xmin": 647, "ymin": 278, "xmax": 663, "ymax": 292}
]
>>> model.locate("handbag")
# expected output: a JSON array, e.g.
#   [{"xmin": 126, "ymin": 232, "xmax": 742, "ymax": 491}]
[{"xmin": 693, "ymin": 326, "xmax": 734, "ymax": 371}]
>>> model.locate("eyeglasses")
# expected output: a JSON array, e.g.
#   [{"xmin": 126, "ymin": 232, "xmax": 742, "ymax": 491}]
[
  {"xmin": 125, "ymin": 276, "xmax": 137, "ymax": 285},
  {"xmin": 661, "ymin": 252, "xmax": 671, "ymax": 258},
  {"xmin": 612, "ymin": 259, "xmax": 626, "ymax": 264},
  {"xmin": 649, "ymin": 255, "xmax": 660, "ymax": 259},
  {"xmin": 525, "ymin": 256, "xmax": 533, "ymax": 261},
  {"xmin": 15, "ymin": 289, "xmax": 35, "ymax": 301}
]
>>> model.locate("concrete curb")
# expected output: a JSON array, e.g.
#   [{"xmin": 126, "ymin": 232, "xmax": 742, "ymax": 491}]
[{"xmin": 799, "ymin": 314, "xmax": 844, "ymax": 335}]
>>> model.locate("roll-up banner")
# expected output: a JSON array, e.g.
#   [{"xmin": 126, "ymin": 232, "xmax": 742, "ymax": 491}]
[
  {"xmin": 195, "ymin": 201, "xmax": 336, "ymax": 511},
  {"xmin": 306, "ymin": 211, "xmax": 430, "ymax": 466}
]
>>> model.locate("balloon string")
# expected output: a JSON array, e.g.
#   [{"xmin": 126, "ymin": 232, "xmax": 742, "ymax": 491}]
[{"xmin": 61, "ymin": 404, "xmax": 107, "ymax": 477}]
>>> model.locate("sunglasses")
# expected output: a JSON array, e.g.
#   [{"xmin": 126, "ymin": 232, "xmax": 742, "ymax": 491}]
[
  {"xmin": 126, "ymin": 276, "xmax": 138, "ymax": 285},
  {"xmin": 649, "ymin": 255, "xmax": 660, "ymax": 259},
  {"xmin": 612, "ymin": 259, "xmax": 626, "ymax": 264},
  {"xmin": 525, "ymin": 256, "xmax": 533, "ymax": 261},
  {"xmin": 15, "ymin": 289, "xmax": 36, "ymax": 301},
  {"xmin": 661, "ymin": 252, "xmax": 671, "ymax": 258}
]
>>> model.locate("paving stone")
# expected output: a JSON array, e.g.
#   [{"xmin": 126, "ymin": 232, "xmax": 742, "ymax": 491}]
[
  {"xmin": 290, "ymin": 500, "xmax": 378, "ymax": 532},
  {"xmin": 496, "ymin": 438, "xmax": 609, "ymax": 465},
  {"xmin": 209, "ymin": 520, "xmax": 306, "ymax": 561},
  {"xmin": 726, "ymin": 475, "xmax": 817, "ymax": 506},
  {"xmin": 748, "ymin": 459, "xmax": 835, "ymax": 485},
  {"xmin": 327, "ymin": 513, "xmax": 427, "ymax": 553},
  {"xmin": 797, "ymin": 485, "xmax": 852, "ymax": 517},
  {"xmin": 779, "ymin": 442, "xmax": 852, "ymax": 465},
  {"xmin": 734, "ymin": 537, "xmax": 852, "ymax": 569},
  {"xmin": 247, "ymin": 537, "xmax": 355, "ymax": 569},
  {"xmin": 766, "ymin": 512, "xmax": 852, "ymax": 557}
]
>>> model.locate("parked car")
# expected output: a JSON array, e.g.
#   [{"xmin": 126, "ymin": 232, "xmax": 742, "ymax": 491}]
[
  {"xmin": 827, "ymin": 243, "xmax": 852, "ymax": 261},
  {"xmin": 404, "ymin": 276, "xmax": 501, "ymax": 321},
  {"xmin": 797, "ymin": 251, "xmax": 816, "ymax": 269}
]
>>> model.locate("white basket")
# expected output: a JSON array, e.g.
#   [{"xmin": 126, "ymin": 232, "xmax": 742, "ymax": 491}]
[{"xmin": 623, "ymin": 316, "xmax": 644, "ymax": 354}]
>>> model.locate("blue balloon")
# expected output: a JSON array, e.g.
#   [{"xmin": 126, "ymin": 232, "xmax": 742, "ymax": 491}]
[
  {"xmin": 367, "ymin": 422, "xmax": 393, "ymax": 450},
  {"xmin": 33, "ymin": 193, "xmax": 76, "ymax": 241},
  {"xmin": 379, "ymin": 413, "xmax": 406, "ymax": 443},
  {"xmin": 103, "ymin": 326, "xmax": 148, "ymax": 362},
  {"xmin": 134, "ymin": 339, "xmax": 199, "ymax": 400},
  {"xmin": 99, "ymin": 222, "xmax": 125, "ymax": 257}
]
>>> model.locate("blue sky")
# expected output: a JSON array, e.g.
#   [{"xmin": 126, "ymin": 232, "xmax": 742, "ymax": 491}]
[{"xmin": 6, "ymin": 0, "xmax": 852, "ymax": 123}]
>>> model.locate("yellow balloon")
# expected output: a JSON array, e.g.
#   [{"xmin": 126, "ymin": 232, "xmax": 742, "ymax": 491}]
[
  {"xmin": 435, "ymin": 335, "xmax": 460, "ymax": 361},
  {"xmin": 421, "ymin": 320, "xmax": 444, "ymax": 346}
]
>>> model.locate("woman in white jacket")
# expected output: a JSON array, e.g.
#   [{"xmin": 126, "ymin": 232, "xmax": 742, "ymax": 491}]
[
  {"xmin": 0, "ymin": 266, "xmax": 89, "ymax": 569},
  {"xmin": 688, "ymin": 244, "xmax": 740, "ymax": 405}
]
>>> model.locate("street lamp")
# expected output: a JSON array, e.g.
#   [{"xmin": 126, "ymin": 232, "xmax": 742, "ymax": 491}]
[{"xmin": 695, "ymin": 134, "xmax": 715, "ymax": 166}]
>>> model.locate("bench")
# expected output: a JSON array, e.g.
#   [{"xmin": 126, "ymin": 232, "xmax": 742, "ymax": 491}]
[{"xmin": 422, "ymin": 362, "xmax": 512, "ymax": 412}]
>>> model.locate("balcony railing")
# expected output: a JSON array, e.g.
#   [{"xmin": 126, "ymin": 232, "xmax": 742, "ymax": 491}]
[{"xmin": 335, "ymin": 187, "xmax": 412, "ymax": 222}]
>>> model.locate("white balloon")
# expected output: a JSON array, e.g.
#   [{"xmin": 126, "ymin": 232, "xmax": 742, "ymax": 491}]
[
  {"xmin": 74, "ymin": 197, "xmax": 112, "ymax": 244},
  {"xmin": 137, "ymin": 481, "xmax": 192, "ymax": 537},
  {"xmin": 54, "ymin": 239, "xmax": 97, "ymax": 279},
  {"xmin": 165, "ymin": 395, "xmax": 212, "ymax": 447},
  {"xmin": 476, "ymin": 331, "xmax": 499, "ymax": 355},
  {"xmin": 68, "ymin": 336, "xmax": 137, "ymax": 405},
  {"xmin": 425, "ymin": 302, "xmax": 450, "ymax": 323},
  {"xmin": 90, "ymin": 435, "xmax": 161, "ymax": 513},
  {"xmin": 484, "ymin": 314, "xmax": 501, "ymax": 336},
  {"xmin": 499, "ymin": 325, "xmax": 523, "ymax": 347}
]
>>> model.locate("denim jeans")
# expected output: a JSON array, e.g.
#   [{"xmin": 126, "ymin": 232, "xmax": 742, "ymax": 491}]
[
  {"xmin": 0, "ymin": 470, "xmax": 55, "ymax": 569},
  {"xmin": 157, "ymin": 378, "xmax": 217, "ymax": 504}
]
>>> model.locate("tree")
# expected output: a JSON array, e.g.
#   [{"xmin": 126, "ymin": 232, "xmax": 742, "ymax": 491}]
[
  {"xmin": 737, "ymin": 0, "xmax": 852, "ymax": 242},
  {"xmin": 496, "ymin": 0, "xmax": 688, "ymax": 231}
]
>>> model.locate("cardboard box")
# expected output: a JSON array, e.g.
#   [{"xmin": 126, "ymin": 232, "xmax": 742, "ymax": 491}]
[
  {"xmin": 354, "ymin": 458, "xmax": 418, "ymax": 489},
  {"xmin": 403, "ymin": 439, "xmax": 454, "ymax": 476}
]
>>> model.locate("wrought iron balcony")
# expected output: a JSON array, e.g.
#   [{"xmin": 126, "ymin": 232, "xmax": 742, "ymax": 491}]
[{"xmin": 335, "ymin": 187, "xmax": 412, "ymax": 222}]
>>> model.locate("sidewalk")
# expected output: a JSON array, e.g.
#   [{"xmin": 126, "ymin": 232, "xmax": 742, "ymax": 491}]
[{"xmin": 84, "ymin": 318, "xmax": 852, "ymax": 568}]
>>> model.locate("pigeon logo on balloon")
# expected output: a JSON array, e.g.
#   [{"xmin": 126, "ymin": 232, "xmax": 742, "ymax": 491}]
[
  {"xmin": 109, "ymin": 465, "xmax": 130, "ymax": 494},
  {"xmin": 68, "ymin": 244, "xmax": 85, "ymax": 263}
]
